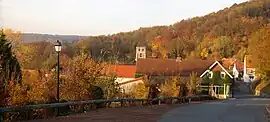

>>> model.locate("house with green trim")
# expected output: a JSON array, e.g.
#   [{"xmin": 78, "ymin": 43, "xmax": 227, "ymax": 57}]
[
  {"xmin": 199, "ymin": 59, "xmax": 244, "ymax": 99},
  {"xmin": 136, "ymin": 57, "xmax": 244, "ymax": 99}
]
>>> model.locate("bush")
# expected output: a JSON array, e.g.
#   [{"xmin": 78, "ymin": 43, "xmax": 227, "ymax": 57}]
[
  {"xmin": 128, "ymin": 83, "xmax": 149, "ymax": 99},
  {"xmin": 187, "ymin": 72, "xmax": 201, "ymax": 95},
  {"xmin": 160, "ymin": 76, "xmax": 180, "ymax": 97}
]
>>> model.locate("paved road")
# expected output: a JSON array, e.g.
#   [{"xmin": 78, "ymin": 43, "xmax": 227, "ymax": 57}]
[{"xmin": 159, "ymin": 97, "xmax": 270, "ymax": 122}]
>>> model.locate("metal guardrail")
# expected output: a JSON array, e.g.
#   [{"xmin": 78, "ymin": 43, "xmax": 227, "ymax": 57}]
[{"xmin": 0, "ymin": 95, "xmax": 214, "ymax": 122}]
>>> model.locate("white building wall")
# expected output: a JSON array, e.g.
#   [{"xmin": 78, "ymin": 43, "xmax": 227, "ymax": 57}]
[
  {"xmin": 135, "ymin": 47, "xmax": 146, "ymax": 61},
  {"xmin": 120, "ymin": 80, "xmax": 144, "ymax": 93},
  {"xmin": 115, "ymin": 77, "xmax": 136, "ymax": 84},
  {"xmin": 115, "ymin": 77, "xmax": 144, "ymax": 93},
  {"xmin": 243, "ymin": 56, "xmax": 256, "ymax": 82}
]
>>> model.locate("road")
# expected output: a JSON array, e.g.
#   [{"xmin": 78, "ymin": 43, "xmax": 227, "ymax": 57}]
[{"xmin": 159, "ymin": 97, "xmax": 270, "ymax": 122}]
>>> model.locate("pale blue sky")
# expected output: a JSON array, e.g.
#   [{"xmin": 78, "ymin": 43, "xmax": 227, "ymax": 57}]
[{"xmin": 1, "ymin": 0, "xmax": 247, "ymax": 36}]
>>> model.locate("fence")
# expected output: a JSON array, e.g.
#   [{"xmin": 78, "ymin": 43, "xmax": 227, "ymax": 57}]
[{"xmin": 0, "ymin": 95, "xmax": 214, "ymax": 122}]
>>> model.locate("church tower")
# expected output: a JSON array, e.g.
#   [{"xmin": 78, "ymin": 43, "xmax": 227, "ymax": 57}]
[{"xmin": 135, "ymin": 47, "xmax": 146, "ymax": 61}]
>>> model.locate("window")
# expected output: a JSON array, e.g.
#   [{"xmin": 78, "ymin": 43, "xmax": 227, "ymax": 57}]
[
  {"xmin": 209, "ymin": 71, "xmax": 213, "ymax": 79},
  {"xmin": 142, "ymin": 49, "xmax": 144, "ymax": 52},
  {"xmin": 139, "ymin": 53, "xmax": 143, "ymax": 57},
  {"xmin": 138, "ymin": 48, "xmax": 141, "ymax": 51},
  {"xmin": 220, "ymin": 72, "xmax": 226, "ymax": 79}
]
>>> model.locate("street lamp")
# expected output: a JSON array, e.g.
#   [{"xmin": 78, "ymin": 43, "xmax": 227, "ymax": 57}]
[{"xmin": 54, "ymin": 40, "xmax": 62, "ymax": 103}]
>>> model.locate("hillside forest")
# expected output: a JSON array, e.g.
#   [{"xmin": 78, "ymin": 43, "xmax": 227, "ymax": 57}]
[{"xmin": 4, "ymin": 0, "xmax": 269, "ymax": 68}]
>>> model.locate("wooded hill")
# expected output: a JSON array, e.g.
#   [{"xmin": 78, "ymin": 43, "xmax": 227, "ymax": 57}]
[
  {"xmin": 74, "ymin": 0, "xmax": 270, "ymax": 63},
  {"xmin": 22, "ymin": 33, "xmax": 88, "ymax": 43},
  {"xmin": 7, "ymin": 0, "xmax": 270, "ymax": 69}
]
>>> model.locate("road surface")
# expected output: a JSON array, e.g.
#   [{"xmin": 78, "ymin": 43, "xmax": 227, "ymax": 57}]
[{"xmin": 159, "ymin": 97, "xmax": 270, "ymax": 122}]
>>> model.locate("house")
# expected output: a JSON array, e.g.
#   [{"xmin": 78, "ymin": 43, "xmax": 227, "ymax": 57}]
[
  {"xmin": 135, "ymin": 57, "xmax": 244, "ymax": 99},
  {"xmin": 107, "ymin": 64, "xmax": 143, "ymax": 93},
  {"xmin": 243, "ymin": 55, "xmax": 256, "ymax": 82},
  {"xmin": 107, "ymin": 46, "xmax": 245, "ymax": 99},
  {"xmin": 200, "ymin": 58, "xmax": 244, "ymax": 80},
  {"xmin": 136, "ymin": 58, "xmax": 215, "ymax": 97},
  {"xmin": 199, "ymin": 60, "xmax": 234, "ymax": 99},
  {"xmin": 199, "ymin": 58, "xmax": 244, "ymax": 99},
  {"xmin": 221, "ymin": 58, "xmax": 244, "ymax": 79}
]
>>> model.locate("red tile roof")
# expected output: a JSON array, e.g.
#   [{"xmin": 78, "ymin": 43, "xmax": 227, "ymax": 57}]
[
  {"xmin": 107, "ymin": 64, "xmax": 136, "ymax": 78},
  {"xmin": 136, "ymin": 58, "xmax": 214, "ymax": 77},
  {"xmin": 221, "ymin": 58, "xmax": 244, "ymax": 71}
]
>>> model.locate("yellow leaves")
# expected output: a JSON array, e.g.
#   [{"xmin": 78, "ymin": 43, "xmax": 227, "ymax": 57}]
[
  {"xmin": 61, "ymin": 54, "xmax": 119, "ymax": 100},
  {"xmin": 128, "ymin": 83, "xmax": 149, "ymax": 99},
  {"xmin": 22, "ymin": 70, "xmax": 48, "ymax": 103},
  {"xmin": 200, "ymin": 48, "xmax": 208, "ymax": 58},
  {"xmin": 160, "ymin": 77, "xmax": 180, "ymax": 97},
  {"xmin": 249, "ymin": 27, "xmax": 270, "ymax": 79},
  {"xmin": 152, "ymin": 44, "xmax": 159, "ymax": 50},
  {"xmin": 6, "ymin": 82, "xmax": 28, "ymax": 106},
  {"xmin": 240, "ymin": 17, "xmax": 262, "ymax": 24},
  {"xmin": 3, "ymin": 28, "xmax": 22, "ymax": 41},
  {"xmin": 151, "ymin": 36, "xmax": 170, "ymax": 59},
  {"xmin": 187, "ymin": 72, "xmax": 200, "ymax": 95},
  {"xmin": 3, "ymin": 28, "xmax": 22, "ymax": 50}
]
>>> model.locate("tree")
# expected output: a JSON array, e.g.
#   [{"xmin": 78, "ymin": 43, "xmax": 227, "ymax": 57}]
[
  {"xmin": 0, "ymin": 31, "xmax": 22, "ymax": 107},
  {"xmin": 249, "ymin": 27, "xmax": 270, "ymax": 80},
  {"xmin": 3, "ymin": 28, "xmax": 22, "ymax": 52},
  {"xmin": 0, "ymin": 31, "xmax": 22, "ymax": 87},
  {"xmin": 61, "ymin": 53, "xmax": 120, "ymax": 101},
  {"xmin": 200, "ymin": 48, "xmax": 209, "ymax": 59},
  {"xmin": 187, "ymin": 72, "xmax": 201, "ymax": 95},
  {"xmin": 151, "ymin": 36, "xmax": 170, "ymax": 59},
  {"xmin": 160, "ymin": 76, "xmax": 180, "ymax": 97},
  {"xmin": 128, "ymin": 83, "xmax": 149, "ymax": 99},
  {"xmin": 212, "ymin": 36, "xmax": 235, "ymax": 58}
]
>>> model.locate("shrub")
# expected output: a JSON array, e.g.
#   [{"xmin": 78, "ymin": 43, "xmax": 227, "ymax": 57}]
[
  {"xmin": 160, "ymin": 76, "xmax": 180, "ymax": 97},
  {"xmin": 128, "ymin": 83, "xmax": 149, "ymax": 99},
  {"xmin": 187, "ymin": 72, "xmax": 201, "ymax": 95}
]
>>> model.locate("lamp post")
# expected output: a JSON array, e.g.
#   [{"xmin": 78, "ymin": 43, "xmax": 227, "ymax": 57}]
[{"xmin": 54, "ymin": 40, "xmax": 62, "ymax": 103}]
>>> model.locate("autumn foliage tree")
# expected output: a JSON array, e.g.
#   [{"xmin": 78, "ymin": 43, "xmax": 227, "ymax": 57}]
[
  {"xmin": 187, "ymin": 72, "xmax": 201, "ymax": 95},
  {"xmin": 0, "ymin": 31, "xmax": 22, "ymax": 107},
  {"xmin": 61, "ymin": 53, "xmax": 120, "ymax": 101},
  {"xmin": 160, "ymin": 76, "xmax": 180, "ymax": 97},
  {"xmin": 128, "ymin": 83, "xmax": 149, "ymax": 99},
  {"xmin": 249, "ymin": 27, "xmax": 270, "ymax": 80}
]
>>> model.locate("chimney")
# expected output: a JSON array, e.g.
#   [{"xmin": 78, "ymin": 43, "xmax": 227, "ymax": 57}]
[{"xmin": 244, "ymin": 55, "xmax": 247, "ymax": 76}]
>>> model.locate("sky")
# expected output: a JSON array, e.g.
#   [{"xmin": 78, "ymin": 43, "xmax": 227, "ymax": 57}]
[{"xmin": 1, "ymin": 0, "xmax": 247, "ymax": 36}]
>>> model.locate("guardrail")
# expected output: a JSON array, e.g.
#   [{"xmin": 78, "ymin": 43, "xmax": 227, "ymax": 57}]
[{"xmin": 0, "ymin": 95, "xmax": 214, "ymax": 122}]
